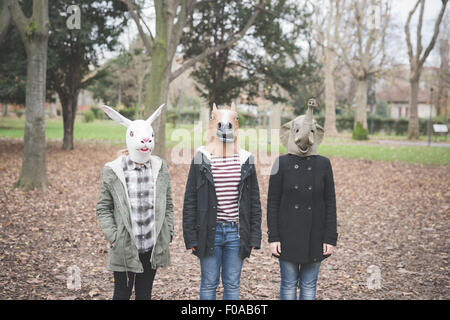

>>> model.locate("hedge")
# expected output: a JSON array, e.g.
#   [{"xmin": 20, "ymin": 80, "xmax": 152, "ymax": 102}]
[{"xmin": 313, "ymin": 116, "xmax": 446, "ymax": 136}]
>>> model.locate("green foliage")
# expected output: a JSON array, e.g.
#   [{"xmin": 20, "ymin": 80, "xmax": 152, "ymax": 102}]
[
  {"xmin": 166, "ymin": 112, "xmax": 178, "ymax": 126},
  {"xmin": 118, "ymin": 108, "xmax": 136, "ymax": 121},
  {"xmin": 312, "ymin": 115, "xmax": 439, "ymax": 136},
  {"xmin": 25, "ymin": 21, "xmax": 38, "ymax": 38},
  {"xmin": 0, "ymin": 26, "xmax": 26, "ymax": 104},
  {"xmin": 90, "ymin": 106, "xmax": 102, "ymax": 119},
  {"xmin": 15, "ymin": 110, "xmax": 24, "ymax": 118},
  {"xmin": 83, "ymin": 111, "xmax": 94, "ymax": 123},
  {"xmin": 352, "ymin": 122, "xmax": 369, "ymax": 140},
  {"xmin": 87, "ymin": 41, "xmax": 149, "ymax": 108},
  {"xmin": 180, "ymin": 0, "xmax": 319, "ymax": 107},
  {"xmin": 238, "ymin": 111, "xmax": 258, "ymax": 127},
  {"xmin": 83, "ymin": 110, "xmax": 95, "ymax": 123},
  {"xmin": 177, "ymin": 110, "xmax": 200, "ymax": 124}
]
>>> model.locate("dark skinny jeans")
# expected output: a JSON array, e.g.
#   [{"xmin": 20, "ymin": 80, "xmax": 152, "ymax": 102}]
[{"xmin": 113, "ymin": 249, "xmax": 157, "ymax": 300}]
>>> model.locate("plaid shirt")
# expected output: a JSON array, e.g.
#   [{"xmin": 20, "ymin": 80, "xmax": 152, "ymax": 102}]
[{"xmin": 122, "ymin": 155, "xmax": 155, "ymax": 253}]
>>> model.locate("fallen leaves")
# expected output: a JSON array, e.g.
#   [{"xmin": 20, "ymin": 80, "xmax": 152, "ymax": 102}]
[{"xmin": 0, "ymin": 138, "xmax": 449, "ymax": 300}]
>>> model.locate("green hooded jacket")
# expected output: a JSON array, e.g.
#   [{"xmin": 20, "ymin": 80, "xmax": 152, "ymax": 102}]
[{"xmin": 96, "ymin": 154, "xmax": 173, "ymax": 272}]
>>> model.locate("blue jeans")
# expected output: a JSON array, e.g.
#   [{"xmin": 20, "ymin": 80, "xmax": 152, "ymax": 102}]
[
  {"xmin": 279, "ymin": 259, "xmax": 321, "ymax": 300},
  {"xmin": 199, "ymin": 221, "xmax": 243, "ymax": 300}
]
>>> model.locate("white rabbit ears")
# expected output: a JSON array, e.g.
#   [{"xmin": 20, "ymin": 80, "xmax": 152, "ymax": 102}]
[
  {"xmin": 145, "ymin": 104, "xmax": 165, "ymax": 125},
  {"xmin": 101, "ymin": 104, "xmax": 165, "ymax": 128}
]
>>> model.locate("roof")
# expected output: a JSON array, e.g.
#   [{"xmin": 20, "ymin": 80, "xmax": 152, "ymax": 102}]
[{"xmin": 376, "ymin": 83, "xmax": 429, "ymax": 104}]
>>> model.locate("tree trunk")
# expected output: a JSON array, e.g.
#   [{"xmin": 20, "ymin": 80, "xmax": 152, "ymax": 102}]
[
  {"xmin": 144, "ymin": 58, "xmax": 170, "ymax": 158},
  {"xmin": 16, "ymin": 39, "xmax": 48, "ymax": 190},
  {"xmin": 408, "ymin": 77, "xmax": 420, "ymax": 140},
  {"xmin": 143, "ymin": 0, "xmax": 171, "ymax": 158},
  {"xmin": 354, "ymin": 78, "xmax": 368, "ymax": 129},
  {"xmin": 437, "ymin": 38, "xmax": 448, "ymax": 117},
  {"xmin": 323, "ymin": 47, "xmax": 338, "ymax": 136},
  {"xmin": 60, "ymin": 92, "xmax": 78, "ymax": 150},
  {"xmin": 2, "ymin": 103, "xmax": 8, "ymax": 117},
  {"xmin": 49, "ymin": 102, "xmax": 57, "ymax": 118}
]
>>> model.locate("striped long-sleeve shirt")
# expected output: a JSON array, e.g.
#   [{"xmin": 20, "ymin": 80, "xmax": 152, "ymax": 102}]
[{"xmin": 211, "ymin": 154, "xmax": 241, "ymax": 222}]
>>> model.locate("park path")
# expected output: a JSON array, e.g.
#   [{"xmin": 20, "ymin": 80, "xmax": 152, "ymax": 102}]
[
  {"xmin": 0, "ymin": 139, "xmax": 449, "ymax": 300},
  {"xmin": 376, "ymin": 139, "xmax": 450, "ymax": 148}
]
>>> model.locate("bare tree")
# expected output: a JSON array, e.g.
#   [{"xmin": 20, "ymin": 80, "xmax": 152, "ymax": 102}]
[
  {"xmin": 1, "ymin": 0, "xmax": 49, "ymax": 190},
  {"xmin": 336, "ymin": 0, "xmax": 391, "ymax": 130},
  {"xmin": 405, "ymin": 0, "xmax": 448, "ymax": 139},
  {"xmin": 311, "ymin": 0, "xmax": 346, "ymax": 136},
  {"xmin": 122, "ymin": 0, "xmax": 263, "ymax": 157},
  {"xmin": 435, "ymin": 13, "xmax": 449, "ymax": 118}
]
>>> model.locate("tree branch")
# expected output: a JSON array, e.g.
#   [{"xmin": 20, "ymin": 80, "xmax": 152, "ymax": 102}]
[
  {"xmin": 121, "ymin": 0, "xmax": 153, "ymax": 56},
  {"xmin": 416, "ymin": 0, "xmax": 425, "ymax": 59},
  {"xmin": 6, "ymin": 0, "xmax": 29, "ymax": 36},
  {"xmin": 419, "ymin": 0, "xmax": 448, "ymax": 66},
  {"xmin": 169, "ymin": 0, "xmax": 196, "ymax": 58},
  {"xmin": 405, "ymin": 0, "xmax": 421, "ymax": 64},
  {"xmin": 169, "ymin": 0, "xmax": 264, "ymax": 82},
  {"xmin": 0, "ymin": 0, "xmax": 11, "ymax": 43}
]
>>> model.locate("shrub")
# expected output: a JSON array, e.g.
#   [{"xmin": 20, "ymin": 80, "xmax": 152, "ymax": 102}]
[
  {"xmin": 15, "ymin": 110, "xmax": 24, "ymax": 118},
  {"xmin": 166, "ymin": 111, "xmax": 178, "ymax": 126},
  {"xmin": 238, "ymin": 111, "xmax": 258, "ymax": 127},
  {"xmin": 119, "ymin": 107, "xmax": 136, "ymax": 120},
  {"xmin": 83, "ymin": 110, "xmax": 95, "ymax": 123},
  {"xmin": 352, "ymin": 122, "xmax": 369, "ymax": 140},
  {"xmin": 90, "ymin": 106, "xmax": 102, "ymax": 119}
]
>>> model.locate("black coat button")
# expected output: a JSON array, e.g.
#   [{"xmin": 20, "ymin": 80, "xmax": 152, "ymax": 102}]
[
  {"xmin": 294, "ymin": 164, "xmax": 299, "ymax": 169},
  {"xmin": 308, "ymin": 206, "xmax": 312, "ymax": 210},
  {"xmin": 294, "ymin": 184, "xmax": 299, "ymax": 190},
  {"xmin": 308, "ymin": 185, "xmax": 312, "ymax": 190},
  {"xmin": 307, "ymin": 166, "xmax": 312, "ymax": 171},
  {"xmin": 294, "ymin": 204, "xmax": 299, "ymax": 209}
]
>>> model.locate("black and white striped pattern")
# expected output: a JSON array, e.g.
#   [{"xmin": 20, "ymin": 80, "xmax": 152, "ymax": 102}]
[
  {"xmin": 211, "ymin": 154, "xmax": 241, "ymax": 222},
  {"xmin": 122, "ymin": 156, "xmax": 155, "ymax": 253}
]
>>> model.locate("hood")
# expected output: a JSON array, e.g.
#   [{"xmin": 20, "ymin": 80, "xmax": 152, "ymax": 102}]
[
  {"xmin": 196, "ymin": 146, "xmax": 253, "ymax": 165},
  {"xmin": 104, "ymin": 154, "xmax": 163, "ymax": 187}
]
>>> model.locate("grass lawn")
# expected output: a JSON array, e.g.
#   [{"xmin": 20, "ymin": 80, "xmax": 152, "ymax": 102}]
[{"xmin": 1, "ymin": 117, "xmax": 449, "ymax": 166}]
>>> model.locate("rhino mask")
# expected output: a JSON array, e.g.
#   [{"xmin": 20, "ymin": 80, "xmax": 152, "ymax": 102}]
[{"xmin": 280, "ymin": 98, "xmax": 324, "ymax": 157}]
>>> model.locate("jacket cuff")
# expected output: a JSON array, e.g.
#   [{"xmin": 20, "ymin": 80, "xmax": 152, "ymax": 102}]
[
  {"xmin": 268, "ymin": 233, "xmax": 280, "ymax": 243},
  {"xmin": 185, "ymin": 242, "xmax": 198, "ymax": 250},
  {"xmin": 250, "ymin": 239, "xmax": 261, "ymax": 249},
  {"xmin": 323, "ymin": 233, "xmax": 338, "ymax": 246}
]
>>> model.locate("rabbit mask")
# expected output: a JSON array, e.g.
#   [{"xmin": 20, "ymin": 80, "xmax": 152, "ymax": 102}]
[{"xmin": 101, "ymin": 104, "xmax": 165, "ymax": 163}]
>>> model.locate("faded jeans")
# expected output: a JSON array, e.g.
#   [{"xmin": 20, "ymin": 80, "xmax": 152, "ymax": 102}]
[
  {"xmin": 279, "ymin": 259, "xmax": 321, "ymax": 300},
  {"xmin": 199, "ymin": 221, "xmax": 243, "ymax": 300}
]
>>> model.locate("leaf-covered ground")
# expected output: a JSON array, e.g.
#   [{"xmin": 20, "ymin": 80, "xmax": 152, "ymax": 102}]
[{"xmin": 0, "ymin": 139, "xmax": 448, "ymax": 300}]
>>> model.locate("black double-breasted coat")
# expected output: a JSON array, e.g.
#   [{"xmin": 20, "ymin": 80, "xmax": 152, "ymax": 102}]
[
  {"xmin": 183, "ymin": 148, "xmax": 262, "ymax": 260},
  {"xmin": 267, "ymin": 154, "xmax": 338, "ymax": 264}
]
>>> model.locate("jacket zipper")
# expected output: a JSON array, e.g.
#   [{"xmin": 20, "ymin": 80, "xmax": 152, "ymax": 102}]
[
  {"xmin": 149, "ymin": 167, "xmax": 158, "ymax": 268},
  {"xmin": 237, "ymin": 182, "xmax": 244, "ymax": 238},
  {"xmin": 113, "ymin": 189, "xmax": 132, "ymax": 281},
  {"xmin": 119, "ymin": 167, "xmax": 159, "ymax": 273}
]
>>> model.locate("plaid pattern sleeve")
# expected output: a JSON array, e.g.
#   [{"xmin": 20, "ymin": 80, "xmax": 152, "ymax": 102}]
[{"xmin": 122, "ymin": 156, "xmax": 155, "ymax": 253}]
